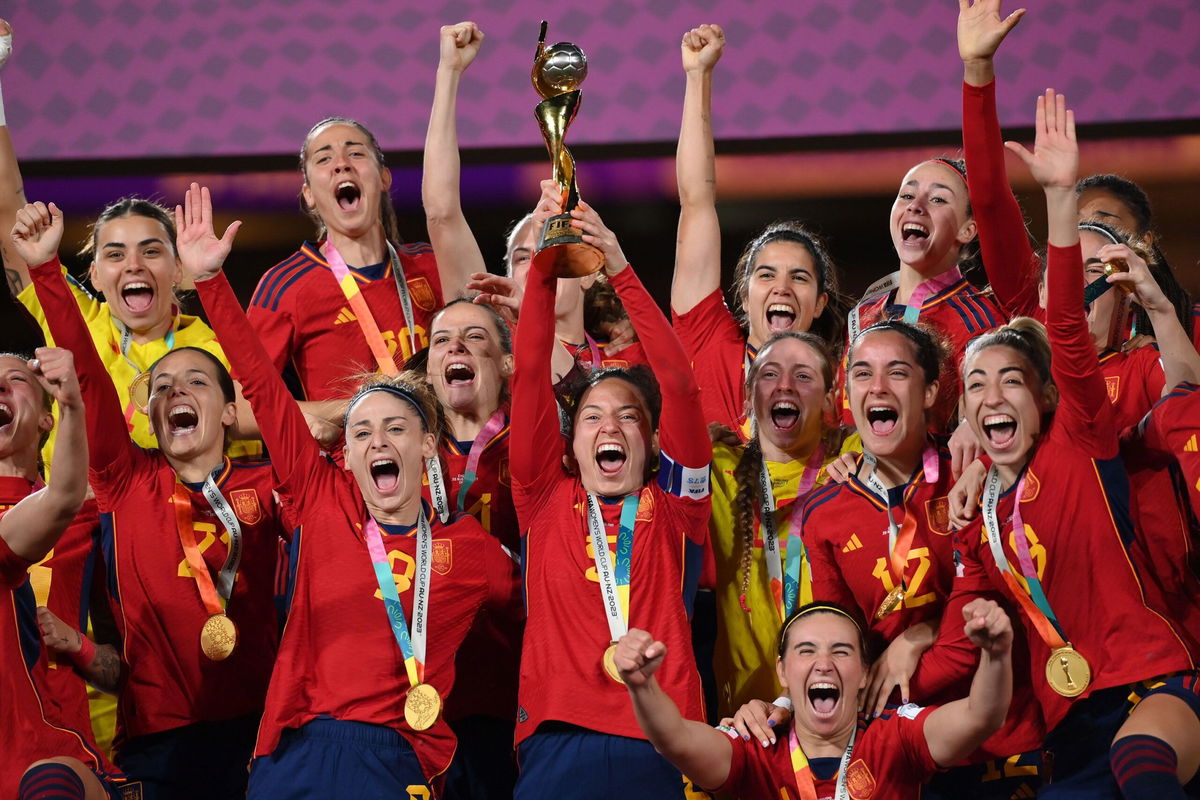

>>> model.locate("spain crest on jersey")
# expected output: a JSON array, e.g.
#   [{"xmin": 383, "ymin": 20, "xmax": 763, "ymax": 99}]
[
  {"xmin": 925, "ymin": 496, "xmax": 952, "ymax": 535},
  {"xmin": 1019, "ymin": 470, "xmax": 1041, "ymax": 502},
  {"xmin": 844, "ymin": 758, "xmax": 877, "ymax": 798},
  {"xmin": 1105, "ymin": 375, "xmax": 1121, "ymax": 404},
  {"xmin": 407, "ymin": 277, "xmax": 436, "ymax": 312},
  {"xmin": 230, "ymin": 489, "xmax": 262, "ymax": 525},
  {"xmin": 432, "ymin": 539, "xmax": 453, "ymax": 576}
]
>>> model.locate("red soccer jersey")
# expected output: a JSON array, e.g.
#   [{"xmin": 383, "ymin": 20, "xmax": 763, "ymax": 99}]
[
  {"xmin": 562, "ymin": 337, "xmax": 650, "ymax": 372},
  {"xmin": 512, "ymin": 264, "xmax": 711, "ymax": 745},
  {"xmin": 717, "ymin": 706, "xmax": 939, "ymax": 800},
  {"xmin": 433, "ymin": 423, "xmax": 518, "ymax": 553},
  {"xmin": 0, "ymin": 534, "xmax": 118, "ymax": 798},
  {"xmin": 1098, "ymin": 346, "xmax": 1164, "ymax": 431},
  {"xmin": 841, "ymin": 279, "xmax": 1005, "ymax": 431},
  {"xmin": 198, "ymin": 271, "xmax": 520, "ymax": 786},
  {"xmin": 672, "ymin": 288, "xmax": 754, "ymax": 434},
  {"xmin": 1192, "ymin": 303, "xmax": 1200, "ymax": 351},
  {"xmin": 1139, "ymin": 382, "xmax": 1200, "ymax": 522},
  {"xmin": 950, "ymin": 244, "xmax": 1195, "ymax": 733},
  {"xmin": 1, "ymin": 478, "xmax": 99, "ymax": 742},
  {"xmin": 248, "ymin": 241, "xmax": 444, "ymax": 401}
]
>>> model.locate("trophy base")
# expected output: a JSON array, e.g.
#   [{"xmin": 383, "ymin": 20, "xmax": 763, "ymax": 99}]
[{"xmin": 532, "ymin": 213, "xmax": 605, "ymax": 278}]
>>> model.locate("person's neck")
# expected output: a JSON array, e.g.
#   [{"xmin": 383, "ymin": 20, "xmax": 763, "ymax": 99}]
[
  {"xmin": 792, "ymin": 713, "xmax": 857, "ymax": 759},
  {"xmin": 368, "ymin": 494, "xmax": 423, "ymax": 527},
  {"xmin": 993, "ymin": 459, "xmax": 1025, "ymax": 493},
  {"xmin": 759, "ymin": 430, "xmax": 821, "ymax": 465},
  {"xmin": 128, "ymin": 314, "xmax": 175, "ymax": 345},
  {"xmin": 0, "ymin": 450, "xmax": 39, "ymax": 482},
  {"xmin": 325, "ymin": 226, "xmax": 387, "ymax": 269},
  {"xmin": 895, "ymin": 258, "xmax": 957, "ymax": 306},
  {"xmin": 865, "ymin": 442, "xmax": 922, "ymax": 488},
  {"xmin": 445, "ymin": 401, "xmax": 501, "ymax": 443},
  {"xmin": 169, "ymin": 453, "xmax": 225, "ymax": 485}
]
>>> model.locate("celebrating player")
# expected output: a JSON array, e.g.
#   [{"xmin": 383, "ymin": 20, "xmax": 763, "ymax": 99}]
[
  {"xmin": 178, "ymin": 182, "xmax": 520, "ymax": 797},
  {"xmin": 510, "ymin": 201, "xmax": 711, "ymax": 799},
  {"xmin": 14, "ymin": 199, "xmax": 287, "ymax": 800},
  {"xmin": 617, "ymin": 600, "xmax": 1013, "ymax": 799},
  {"xmin": 247, "ymin": 22, "xmax": 488, "ymax": 412},
  {"xmin": 708, "ymin": 331, "xmax": 839, "ymax": 717},
  {"xmin": 0, "ymin": 347, "xmax": 127, "ymax": 800},
  {"xmin": 950, "ymin": 84, "xmax": 1200, "ymax": 797},
  {"xmin": 671, "ymin": 24, "xmax": 842, "ymax": 436}
]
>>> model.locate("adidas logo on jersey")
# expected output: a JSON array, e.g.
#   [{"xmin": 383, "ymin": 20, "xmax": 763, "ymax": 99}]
[
  {"xmin": 334, "ymin": 307, "xmax": 357, "ymax": 325},
  {"xmin": 1185, "ymin": 434, "xmax": 1198, "ymax": 453},
  {"xmin": 842, "ymin": 534, "xmax": 863, "ymax": 552}
]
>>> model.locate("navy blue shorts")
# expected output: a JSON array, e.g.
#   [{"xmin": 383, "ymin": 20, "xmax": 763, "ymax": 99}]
[
  {"xmin": 442, "ymin": 715, "xmax": 517, "ymax": 800},
  {"xmin": 924, "ymin": 749, "xmax": 1042, "ymax": 800},
  {"xmin": 246, "ymin": 718, "xmax": 429, "ymax": 800},
  {"xmin": 1042, "ymin": 672, "xmax": 1200, "ymax": 799},
  {"xmin": 514, "ymin": 726, "xmax": 710, "ymax": 800},
  {"xmin": 115, "ymin": 716, "xmax": 258, "ymax": 800}
]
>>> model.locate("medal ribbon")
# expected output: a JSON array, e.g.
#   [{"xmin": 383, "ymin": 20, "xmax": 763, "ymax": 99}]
[
  {"xmin": 757, "ymin": 444, "xmax": 825, "ymax": 621},
  {"xmin": 980, "ymin": 468, "xmax": 1070, "ymax": 651},
  {"xmin": 364, "ymin": 514, "xmax": 432, "ymax": 687},
  {"xmin": 583, "ymin": 333, "xmax": 603, "ymax": 369},
  {"xmin": 115, "ymin": 318, "xmax": 176, "ymax": 429},
  {"xmin": 860, "ymin": 445, "xmax": 938, "ymax": 592},
  {"xmin": 586, "ymin": 493, "xmax": 639, "ymax": 643},
  {"xmin": 846, "ymin": 267, "xmax": 962, "ymax": 341},
  {"xmin": 171, "ymin": 465, "xmax": 243, "ymax": 616},
  {"xmin": 324, "ymin": 240, "xmax": 418, "ymax": 374},
  {"xmin": 455, "ymin": 411, "xmax": 507, "ymax": 513},
  {"xmin": 788, "ymin": 722, "xmax": 856, "ymax": 800}
]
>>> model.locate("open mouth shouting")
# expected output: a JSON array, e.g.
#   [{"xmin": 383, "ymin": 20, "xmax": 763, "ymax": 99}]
[
  {"xmin": 981, "ymin": 413, "xmax": 1018, "ymax": 450},
  {"xmin": 596, "ymin": 442, "xmax": 627, "ymax": 476},
  {"xmin": 0, "ymin": 402, "xmax": 12, "ymax": 434},
  {"xmin": 121, "ymin": 280, "xmax": 156, "ymax": 315},
  {"xmin": 369, "ymin": 457, "xmax": 400, "ymax": 492},
  {"xmin": 335, "ymin": 180, "xmax": 362, "ymax": 213},
  {"xmin": 167, "ymin": 404, "xmax": 199, "ymax": 436},
  {"xmin": 769, "ymin": 399, "xmax": 801, "ymax": 433},
  {"xmin": 444, "ymin": 361, "xmax": 476, "ymax": 388},
  {"xmin": 807, "ymin": 680, "xmax": 841, "ymax": 720},
  {"xmin": 900, "ymin": 222, "xmax": 929, "ymax": 242},
  {"xmin": 765, "ymin": 303, "xmax": 797, "ymax": 332},
  {"xmin": 865, "ymin": 405, "xmax": 899, "ymax": 437}
]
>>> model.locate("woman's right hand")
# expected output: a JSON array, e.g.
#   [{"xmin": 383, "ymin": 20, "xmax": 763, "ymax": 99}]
[
  {"xmin": 681, "ymin": 24, "xmax": 724, "ymax": 74},
  {"xmin": 718, "ymin": 698, "xmax": 791, "ymax": 747},
  {"xmin": 11, "ymin": 201, "xmax": 64, "ymax": 267},
  {"xmin": 957, "ymin": 0, "xmax": 1025, "ymax": 64},
  {"xmin": 1003, "ymin": 89, "xmax": 1077, "ymax": 192},
  {"xmin": 174, "ymin": 182, "xmax": 241, "ymax": 283}
]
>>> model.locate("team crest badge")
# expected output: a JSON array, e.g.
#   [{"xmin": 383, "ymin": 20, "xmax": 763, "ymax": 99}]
[
  {"xmin": 230, "ymin": 489, "xmax": 262, "ymax": 525},
  {"xmin": 844, "ymin": 758, "xmax": 877, "ymax": 798},
  {"xmin": 1105, "ymin": 375, "xmax": 1120, "ymax": 403},
  {"xmin": 925, "ymin": 497, "xmax": 952, "ymax": 535},
  {"xmin": 432, "ymin": 539, "xmax": 453, "ymax": 575},
  {"xmin": 636, "ymin": 491, "xmax": 655, "ymax": 522},
  {"xmin": 408, "ymin": 277, "xmax": 436, "ymax": 311},
  {"xmin": 1019, "ymin": 470, "xmax": 1040, "ymax": 502},
  {"xmin": 119, "ymin": 783, "xmax": 145, "ymax": 800}
]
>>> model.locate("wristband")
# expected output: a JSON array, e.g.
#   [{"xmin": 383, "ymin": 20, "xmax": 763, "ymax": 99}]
[
  {"xmin": 771, "ymin": 695, "xmax": 792, "ymax": 711},
  {"xmin": 67, "ymin": 634, "xmax": 96, "ymax": 670}
]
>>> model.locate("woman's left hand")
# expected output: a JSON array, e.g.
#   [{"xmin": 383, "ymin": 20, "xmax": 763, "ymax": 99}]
[
  {"xmin": 174, "ymin": 182, "xmax": 240, "ymax": 283},
  {"xmin": 570, "ymin": 202, "xmax": 628, "ymax": 276},
  {"xmin": 1099, "ymin": 243, "xmax": 1167, "ymax": 313},
  {"xmin": 863, "ymin": 620, "xmax": 936, "ymax": 717}
]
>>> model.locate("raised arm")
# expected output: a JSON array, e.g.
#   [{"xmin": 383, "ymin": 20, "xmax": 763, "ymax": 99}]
[
  {"xmin": 0, "ymin": 348, "xmax": 87, "ymax": 562},
  {"xmin": 671, "ymin": 24, "xmax": 724, "ymax": 315},
  {"xmin": 922, "ymin": 598, "xmax": 1013, "ymax": 767},
  {"xmin": 573, "ymin": 202, "xmax": 709, "ymax": 468},
  {"xmin": 422, "ymin": 21, "xmax": 487, "ymax": 296},
  {"xmin": 177, "ymin": 183, "xmax": 323, "ymax": 483},
  {"xmin": 617, "ymin": 629, "xmax": 734, "ymax": 790},
  {"xmin": 0, "ymin": 21, "xmax": 31, "ymax": 299},
  {"xmin": 15, "ymin": 203, "xmax": 136, "ymax": 477},
  {"xmin": 958, "ymin": 0, "xmax": 1039, "ymax": 317}
]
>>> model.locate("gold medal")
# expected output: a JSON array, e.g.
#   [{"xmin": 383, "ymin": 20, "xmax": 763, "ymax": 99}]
[
  {"xmin": 874, "ymin": 585, "xmax": 905, "ymax": 620},
  {"xmin": 602, "ymin": 642, "xmax": 624, "ymax": 684},
  {"xmin": 404, "ymin": 682, "xmax": 443, "ymax": 731},
  {"xmin": 200, "ymin": 613, "xmax": 237, "ymax": 661},
  {"xmin": 1045, "ymin": 645, "xmax": 1091, "ymax": 697}
]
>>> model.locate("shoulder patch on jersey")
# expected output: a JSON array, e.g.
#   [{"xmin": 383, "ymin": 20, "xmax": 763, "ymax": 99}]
[
  {"xmin": 925, "ymin": 496, "xmax": 951, "ymax": 535},
  {"xmin": 407, "ymin": 276, "xmax": 436, "ymax": 312},
  {"xmin": 230, "ymin": 489, "xmax": 262, "ymax": 525},
  {"xmin": 895, "ymin": 702, "xmax": 925, "ymax": 719},
  {"xmin": 845, "ymin": 758, "xmax": 878, "ymax": 799},
  {"xmin": 716, "ymin": 724, "xmax": 739, "ymax": 740},
  {"xmin": 432, "ymin": 539, "xmax": 453, "ymax": 575}
]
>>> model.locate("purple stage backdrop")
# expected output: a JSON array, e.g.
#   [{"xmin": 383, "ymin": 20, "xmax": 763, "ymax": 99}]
[{"xmin": 8, "ymin": 0, "xmax": 1199, "ymax": 161}]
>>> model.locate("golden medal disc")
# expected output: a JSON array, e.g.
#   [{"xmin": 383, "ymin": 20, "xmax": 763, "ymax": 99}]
[
  {"xmin": 1045, "ymin": 645, "xmax": 1091, "ymax": 697},
  {"xmin": 404, "ymin": 682, "xmax": 443, "ymax": 731},
  {"xmin": 200, "ymin": 613, "xmax": 238, "ymax": 661},
  {"xmin": 602, "ymin": 642, "xmax": 624, "ymax": 684},
  {"xmin": 874, "ymin": 585, "xmax": 905, "ymax": 620}
]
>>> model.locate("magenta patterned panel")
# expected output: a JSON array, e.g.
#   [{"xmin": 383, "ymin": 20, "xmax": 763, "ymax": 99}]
[{"xmin": 7, "ymin": 0, "xmax": 1198, "ymax": 160}]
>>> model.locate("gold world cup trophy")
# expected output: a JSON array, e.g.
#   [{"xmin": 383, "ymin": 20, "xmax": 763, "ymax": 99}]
[{"xmin": 530, "ymin": 21, "xmax": 605, "ymax": 277}]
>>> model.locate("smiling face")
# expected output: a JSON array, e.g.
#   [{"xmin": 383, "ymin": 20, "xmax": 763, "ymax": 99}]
[
  {"xmin": 428, "ymin": 303, "xmax": 513, "ymax": 419},
  {"xmin": 750, "ymin": 337, "xmax": 831, "ymax": 456},
  {"xmin": 571, "ymin": 377, "xmax": 656, "ymax": 497},
  {"xmin": 343, "ymin": 390, "xmax": 437, "ymax": 518},
  {"xmin": 777, "ymin": 612, "xmax": 867, "ymax": 738},
  {"xmin": 964, "ymin": 344, "xmax": 1050, "ymax": 482},
  {"xmin": 88, "ymin": 214, "xmax": 181, "ymax": 334},
  {"xmin": 146, "ymin": 349, "xmax": 235, "ymax": 465},
  {"xmin": 847, "ymin": 329, "xmax": 937, "ymax": 463},
  {"xmin": 889, "ymin": 161, "xmax": 976, "ymax": 277},
  {"xmin": 301, "ymin": 122, "xmax": 392, "ymax": 241},
  {"xmin": 0, "ymin": 356, "xmax": 51, "ymax": 463},
  {"xmin": 742, "ymin": 240, "xmax": 828, "ymax": 348}
]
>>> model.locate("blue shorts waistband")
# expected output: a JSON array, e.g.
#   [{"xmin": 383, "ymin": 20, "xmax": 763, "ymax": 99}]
[{"xmin": 289, "ymin": 717, "xmax": 412, "ymax": 750}]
